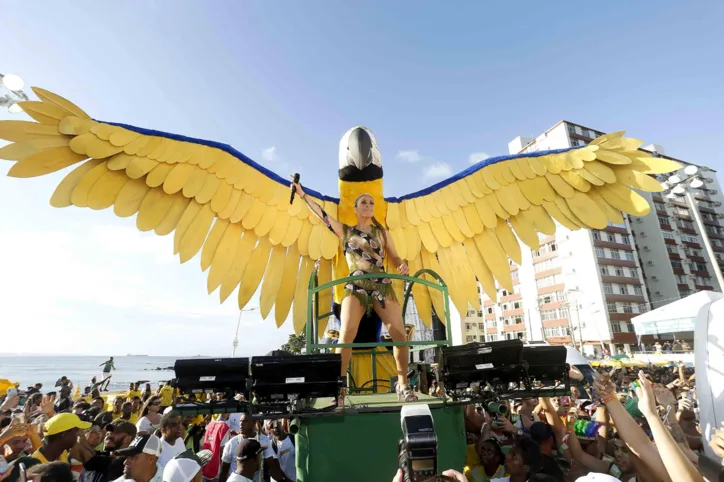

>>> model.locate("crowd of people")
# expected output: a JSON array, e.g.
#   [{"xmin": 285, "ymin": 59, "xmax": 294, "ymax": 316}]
[
  {"xmin": 0, "ymin": 379, "xmax": 297, "ymax": 482},
  {"xmin": 0, "ymin": 361, "xmax": 719, "ymax": 482}
]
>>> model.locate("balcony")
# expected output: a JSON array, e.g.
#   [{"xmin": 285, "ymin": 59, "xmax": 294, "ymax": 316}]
[
  {"xmin": 542, "ymin": 318, "xmax": 570, "ymax": 328},
  {"xmin": 535, "ymin": 267, "xmax": 562, "ymax": 279},
  {"xmin": 668, "ymin": 253, "xmax": 681, "ymax": 260},
  {"xmin": 677, "ymin": 283, "xmax": 691, "ymax": 291},
  {"xmin": 664, "ymin": 238, "xmax": 677, "ymax": 245},
  {"xmin": 593, "ymin": 239, "xmax": 634, "ymax": 251},
  {"xmin": 501, "ymin": 308, "xmax": 525, "ymax": 317},
  {"xmin": 503, "ymin": 323, "xmax": 526, "ymax": 333},
  {"xmin": 696, "ymin": 285, "xmax": 715, "ymax": 291},
  {"xmin": 660, "ymin": 223, "xmax": 673, "ymax": 231},
  {"xmin": 673, "ymin": 268, "xmax": 686, "ymax": 275},
  {"xmin": 601, "ymin": 275, "xmax": 642, "ymax": 285},
  {"xmin": 604, "ymin": 226, "xmax": 630, "ymax": 235},
  {"xmin": 597, "ymin": 258, "xmax": 637, "ymax": 268},
  {"xmin": 683, "ymin": 241, "xmax": 702, "ymax": 249},
  {"xmin": 689, "ymin": 255, "xmax": 706, "ymax": 263},
  {"xmin": 679, "ymin": 227, "xmax": 697, "ymax": 235},
  {"xmin": 537, "ymin": 283, "xmax": 565, "ymax": 295},
  {"xmin": 612, "ymin": 332, "xmax": 638, "ymax": 344},
  {"xmin": 605, "ymin": 293, "xmax": 646, "ymax": 303},
  {"xmin": 609, "ymin": 312, "xmax": 636, "ymax": 321}
]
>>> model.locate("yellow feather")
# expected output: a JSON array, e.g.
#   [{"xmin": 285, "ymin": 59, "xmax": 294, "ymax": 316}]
[
  {"xmin": 107, "ymin": 153, "xmax": 135, "ymax": 171},
  {"xmin": 253, "ymin": 209, "xmax": 277, "ymax": 238},
  {"xmin": 211, "ymin": 181, "xmax": 233, "ymax": 213},
  {"xmin": 136, "ymin": 137, "xmax": 164, "ymax": 158},
  {"xmin": 553, "ymin": 196, "xmax": 586, "ymax": 227},
  {"xmin": 316, "ymin": 259, "xmax": 333, "ymax": 336},
  {"xmin": 507, "ymin": 160, "xmax": 527, "ymax": 181},
  {"xmin": 163, "ymin": 163, "xmax": 195, "ymax": 195},
  {"xmin": 230, "ymin": 193, "xmax": 255, "ymax": 223},
  {"xmin": 450, "ymin": 242, "xmax": 480, "ymax": 310},
  {"xmin": 441, "ymin": 186, "xmax": 459, "ymax": 212},
  {"xmin": 125, "ymin": 156, "xmax": 158, "ymax": 180},
  {"xmin": 418, "ymin": 221, "xmax": 439, "ymax": 253},
  {"xmin": 293, "ymin": 257, "xmax": 315, "ymax": 334},
  {"xmin": 564, "ymin": 150, "xmax": 585, "ymax": 169},
  {"xmin": 50, "ymin": 159, "xmax": 103, "ymax": 208},
  {"xmin": 182, "ymin": 168, "xmax": 208, "ymax": 198},
  {"xmin": 0, "ymin": 136, "xmax": 71, "ymax": 161},
  {"xmin": 0, "ymin": 120, "xmax": 60, "ymax": 142},
  {"xmin": 479, "ymin": 194, "xmax": 508, "ymax": 220},
  {"xmin": 465, "ymin": 176, "xmax": 485, "ymax": 197},
  {"xmin": 516, "ymin": 158, "xmax": 537, "ymax": 179},
  {"xmin": 321, "ymin": 229, "xmax": 339, "ymax": 260},
  {"xmin": 587, "ymin": 190, "xmax": 624, "ymax": 225},
  {"xmin": 136, "ymin": 188, "xmax": 173, "ymax": 231},
  {"xmin": 297, "ymin": 221, "xmax": 313, "ymax": 256},
  {"xmin": 493, "ymin": 221, "xmax": 522, "ymax": 264},
  {"xmin": 576, "ymin": 166, "xmax": 606, "ymax": 186},
  {"xmin": 287, "ymin": 195, "xmax": 306, "ymax": 218},
  {"xmin": 526, "ymin": 205, "xmax": 556, "ymax": 235},
  {"xmin": 429, "ymin": 216, "xmax": 453, "ymax": 248},
  {"xmin": 420, "ymin": 248, "xmax": 447, "ymax": 324},
  {"xmin": 200, "ymin": 219, "xmax": 230, "ymax": 272},
  {"xmin": 584, "ymin": 160, "xmax": 616, "ymax": 184},
  {"xmin": 219, "ymin": 231, "xmax": 258, "ymax": 303},
  {"xmin": 590, "ymin": 131, "xmax": 625, "ymax": 146},
  {"xmin": 86, "ymin": 169, "xmax": 128, "ymax": 211},
  {"xmin": 452, "ymin": 208, "xmax": 474, "ymax": 238},
  {"xmin": 404, "ymin": 199, "xmax": 420, "ymax": 226},
  {"xmin": 241, "ymin": 198, "xmax": 266, "ymax": 230},
  {"xmin": 385, "ymin": 202, "xmax": 401, "ymax": 229},
  {"xmin": 545, "ymin": 173, "xmax": 575, "ymax": 198},
  {"xmin": 599, "ymin": 184, "xmax": 651, "ymax": 216},
  {"xmin": 527, "ymin": 157, "xmax": 547, "ymax": 177},
  {"xmin": 442, "ymin": 213, "xmax": 465, "ymax": 243},
  {"xmin": 70, "ymin": 162, "xmax": 109, "ymax": 207},
  {"xmin": 123, "ymin": 136, "xmax": 149, "ymax": 156},
  {"xmin": 195, "ymin": 174, "xmax": 221, "ymax": 204},
  {"xmin": 473, "ymin": 198, "xmax": 498, "ymax": 229},
  {"xmin": 206, "ymin": 222, "xmax": 241, "ymax": 291},
  {"xmin": 436, "ymin": 247, "xmax": 469, "ymax": 317},
  {"xmin": 404, "ymin": 226, "xmax": 421, "ymax": 261},
  {"xmin": 595, "ymin": 150, "xmax": 632, "ymax": 165},
  {"xmin": 155, "ymin": 194, "xmax": 190, "ymax": 236},
  {"xmin": 17, "ymin": 101, "xmax": 64, "ymax": 125},
  {"xmin": 260, "ymin": 244, "xmax": 288, "ymax": 319},
  {"xmin": 431, "ymin": 191, "xmax": 451, "ymax": 215},
  {"xmin": 145, "ymin": 163, "xmax": 174, "ymax": 188},
  {"xmin": 481, "ymin": 167, "xmax": 501, "ymax": 190},
  {"xmin": 219, "ymin": 189, "xmax": 242, "ymax": 219},
  {"xmin": 455, "ymin": 180, "xmax": 476, "ymax": 204},
  {"xmin": 389, "ymin": 227, "xmax": 408, "ymax": 260},
  {"xmin": 627, "ymin": 156, "xmax": 682, "ymax": 175},
  {"xmin": 448, "ymin": 183, "xmax": 468, "ymax": 207},
  {"xmin": 332, "ymin": 246, "xmax": 349, "ymax": 304},
  {"xmin": 408, "ymin": 255, "xmax": 432, "ymax": 327},
  {"xmin": 465, "ymin": 240, "xmax": 496, "ymax": 301},
  {"xmin": 541, "ymin": 201, "xmax": 581, "ymax": 230},
  {"xmin": 541, "ymin": 155, "xmax": 561, "ymax": 174},
  {"xmin": 115, "ymin": 178, "xmax": 152, "ymax": 218},
  {"xmin": 275, "ymin": 244, "xmax": 301, "ymax": 327},
  {"xmin": 308, "ymin": 224, "xmax": 325, "ymax": 260},
  {"xmin": 559, "ymin": 170, "xmax": 592, "ymax": 192},
  {"xmin": 7, "ymin": 147, "xmax": 86, "ymax": 178},
  {"xmin": 494, "ymin": 187, "xmax": 520, "ymax": 216},
  {"xmin": 612, "ymin": 167, "xmax": 664, "ymax": 192},
  {"xmin": 518, "ymin": 179, "xmax": 545, "ymax": 205},
  {"xmin": 281, "ymin": 216, "xmax": 304, "ymax": 248},
  {"xmin": 237, "ymin": 237, "xmax": 273, "ymax": 309},
  {"xmin": 598, "ymin": 137, "xmax": 643, "ymax": 151},
  {"xmin": 179, "ymin": 203, "xmax": 215, "ymax": 263},
  {"xmin": 108, "ymin": 128, "xmax": 140, "ymax": 147},
  {"xmin": 509, "ymin": 214, "xmax": 540, "ymax": 250},
  {"xmin": 564, "ymin": 192, "xmax": 608, "ymax": 230},
  {"xmin": 474, "ymin": 229, "xmax": 513, "ymax": 292},
  {"xmin": 268, "ymin": 212, "xmax": 290, "ymax": 246},
  {"xmin": 174, "ymin": 200, "xmax": 204, "ymax": 253},
  {"xmin": 84, "ymin": 136, "xmax": 123, "ymax": 159},
  {"xmin": 31, "ymin": 87, "xmax": 91, "ymax": 119},
  {"xmin": 414, "ymin": 197, "xmax": 431, "ymax": 222}
]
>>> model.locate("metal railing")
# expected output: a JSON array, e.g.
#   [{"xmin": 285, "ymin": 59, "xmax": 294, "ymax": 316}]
[{"xmin": 304, "ymin": 269, "xmax": 452, "ymax": 394}]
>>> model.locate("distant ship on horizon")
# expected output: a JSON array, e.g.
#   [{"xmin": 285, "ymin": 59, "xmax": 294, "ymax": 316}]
[{"xmin": 126, "ymin": 354, "xmax": 149, "ymax": 357}]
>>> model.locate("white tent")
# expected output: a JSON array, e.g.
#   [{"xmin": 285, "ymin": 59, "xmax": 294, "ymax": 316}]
[{"xmin": 632, "ymin": 290, "xmax": 723, "ymax": 336}]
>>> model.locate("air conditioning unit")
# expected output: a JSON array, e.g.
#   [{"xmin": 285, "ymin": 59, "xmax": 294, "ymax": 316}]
[
  {"xmin": 651, "ymin": 276, "xmax": 659, "ymax": 281},
  {"xmin": 635, "ymin": 218, "xmax": 643, "ymax": 223},
  {"xmin": 655, "ymin": 291, "xmax": 663, "ymax": 296},
  {"xmin": 703, "ymin": 177, "xmax": 714, "ymax": 182},
  {"xmin": 711, "ymin": 190, "xmax": 719, "ymax": 195},
  {"xmin": 643, "ymin": 246, "xmax": 651, "ymax": 251},
  {"xmin": 639, "ymin": 231, "xmax": 647, "ymax": 237},
  {"xmin": 714, "ymin": 202, "xmax": 722, "ymax": 207},
  {"xmin": 647, "ymin": 260, "xmax": 656, "ymax": 266}
]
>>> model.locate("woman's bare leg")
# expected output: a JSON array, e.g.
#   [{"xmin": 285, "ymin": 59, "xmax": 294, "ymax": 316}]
[
  {"xmin": 374, "ymin": 299, "xmax": 409, "ymax": 387},
  {"xmin": 338, "ymin": 295, "xmax": 366, "ymax": 378}
]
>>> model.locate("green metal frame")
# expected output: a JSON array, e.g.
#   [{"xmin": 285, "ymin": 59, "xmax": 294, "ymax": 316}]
[{"xmin": 304, "ymin": 269, "xmax": 452, "ymax": 393}]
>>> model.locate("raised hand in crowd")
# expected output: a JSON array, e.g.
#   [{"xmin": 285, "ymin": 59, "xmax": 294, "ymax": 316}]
[{"xmin": 709, "ymin": 422, "xmax": 724, "ymax": 459}]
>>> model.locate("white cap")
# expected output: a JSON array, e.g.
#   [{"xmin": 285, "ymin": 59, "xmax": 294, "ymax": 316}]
[
  {"xmin": 576, "ymin": 474, "xmax": 620, "ymax": 482},
  {"xmin": 162, "ymin": 450, "xmax": 212, "ymax": 482}
]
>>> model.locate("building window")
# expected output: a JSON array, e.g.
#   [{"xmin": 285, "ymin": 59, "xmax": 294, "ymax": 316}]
[
  {"xmin": 687, "ymin": 262, "xmax": 697, "ymax": 271},
  {"xmin": 487, "ymin": 334, "xmax": 499, "ymax": 342},
  {"xmin": 671, "ymin": 261, "xmax": 683, "ymax": 269},
  {"xmin": 534, "ymin": 258, "xmax": 558, "ymax": 273},
  {"xmin": 606, "ymin": 233, "xmax": 616, "ymax": 242},
  {"xmin": 625, "ymin": 251, "xmax": 635, "ymax": 261},
  {"xmin": 666, "ymin": 245, "xmax": 677, "ymax": 254},
  {"xmin": 663, "ymin": 231, "xmax": 675, "ymax": 240},
  {"xmin": 466, "ymin": 336, "xmax": 475, "ymax": 343},
  {"xmin": 697, "ymin": 263, "xmax": 708, "ymax": 272},
  {"xmin": 501, "ymin": 289, "xmax": 509, "ymax": 297},
  {"xmin": 610, "ymin": 250, "xmax": 621, "ymax": 260},
  {"xmin": 658, "ymin": 216, "xmax": 669, "ymax": 225},
  {"xmin": 599, "ymin": 266, "xmax": 608, "ymax": 275},
  {"xmin": 487, "ymin": 307, "xmax": 493, "ymax": 314},
  {"xmin": 633, "ymin": 285, "xmax": 643, "ymax": 296},
  {"xmin": 617, "ymin": 285, "xmax": 628, "ymax": 295},
  {"xmin": 478, "ymin": 323, "xmax": 484, "ymax": 330},
  {"xmin": 610, "ymin": 321, "xmax": 623, "ymax": 333},
  {"xmin": 544, "ymin": 326, "xmax": 569, "ymax": 338},
  {"xmin": 607, "ymin": 302, "xmax": 617, "ymax": 312},
  {"xmin": 536, "ymin": 274, "xmax": 563, "ymax": 289},
  {"xmin": 654, "ymin": 202, "xmax": 666, "ymax": 211},
  {"xmin": 596, "ymin": 247, "xmax": 606, "ymax": 258},
  {"xmin": 538, "ymin": 291, "xmax": 564, "ymax": 305},
  {"xmin": 511, "ymin": 270, "xmax": 519, "ymax": 280},
  {"xmin": 466, "ymin": 323, "xmax": 473, "ymax": 330},
  {"xmin": 680, "ymin": 289, "xmax": 691, "ymax": 297},
  {"xmin": 622, "ymin": 303, "xmax": 634, "ymax": 314},
  {"xmin": 620, "ymin": 235, "xmax": 630, "ymax": 245},
  {"xmin": 675, "ymin": 274, "xmax": 687, "ymax": 284},
  {"xmin": 629, "ymin": 268, "xmax": 638, "ymax": 278},
  {"xmin": 603, "ymin": 283, "xmax": 613, "ymax": 294},
  {"xmin": 540, "ymin": 307, "xmax": 570, "ymax": 321},
  {"xmin": 513, "ymin": 301, "xmax": 521, "ymax": 309},
  {"xmin": 615, "ymin": 267, "xmax": 625, "ymax": 277},
  {"xmin": 593, "ymin": 230, "xmax": 601, "ymax": 240}
]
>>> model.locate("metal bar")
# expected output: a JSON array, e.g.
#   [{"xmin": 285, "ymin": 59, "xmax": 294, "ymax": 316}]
[
  {"xmin": 400, "ymin": 269, "xmax": 447, "ymax": 316},
  {"xmin": 310, "ymin": 340, "xmax": 447, "ymax": 349},
  {"xmin": 443, "ymin": 285, "xmax": 452, "ymax": 342},
  {"xmin": 311, "ymin": 271, "xmax": 446, "ymax": 295},
  {"xmin": 371, "ymin": 351, "xmax": 378, "ymax": 393},
  {"xmin": 306, "ymin": 271, "xmax": 316, "ymax": 354}
]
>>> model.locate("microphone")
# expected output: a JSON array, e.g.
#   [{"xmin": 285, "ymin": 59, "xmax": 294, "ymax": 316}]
[{"xmin": 290, "ymin": 173, "xmax": 300, "ymax": 205}]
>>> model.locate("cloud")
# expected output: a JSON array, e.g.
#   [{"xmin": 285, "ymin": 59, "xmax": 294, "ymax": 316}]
[
  {"xmin": 396, "ymin": 150, "xmax": 423, "ymax": 163},
  {"xmin": 423, "ymin": 162, "xmax": 453, "ymax": 181},
  {"xmin": 262, "ymin": 146, "xmax": 278, "ymax": 162},
  {"xmin": 468, "ymin": 152, "xmax": 490, "ymax": 165}
]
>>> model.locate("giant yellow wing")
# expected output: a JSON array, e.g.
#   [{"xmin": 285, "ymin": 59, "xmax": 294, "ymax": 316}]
[
  {"xmin": 385, "ymin": 133, "xmax": 681, "ymax": 324},
  {"xmin": 0, "ymin": 88, "xmax": 341, "ymax": 333}
]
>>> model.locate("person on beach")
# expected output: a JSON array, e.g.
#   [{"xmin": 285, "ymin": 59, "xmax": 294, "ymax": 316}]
[{"xmin": 99, "ymin": 358, "xmax": 115, "ymax": 391}]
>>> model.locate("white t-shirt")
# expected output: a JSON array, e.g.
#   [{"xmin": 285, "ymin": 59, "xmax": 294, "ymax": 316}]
[
  {"xmin": 228, "ymin": 474, "xmax": 254, "ymax": 482},
  {"xmin": 158, "ymin": 437, "xmax": 186, "ymax": 467},
  {"xmin": 227, "ymin": 413, "xmax": 242, "ymax": 433},
  {"xmin": 222, "ymin": 434, "xmax": 276, "ymax": 480},
  {"xmin": 136, "ymin": 416, "xmax": 160, "ymax": 434},
  {"xmin": 272, "ymin": 437, "xmax": 296, "ymax": 482}
]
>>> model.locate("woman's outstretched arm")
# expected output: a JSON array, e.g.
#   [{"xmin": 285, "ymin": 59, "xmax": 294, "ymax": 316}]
[{"xmin": 290, "ymin": 176, "xmax": 344, "ymax": 238}]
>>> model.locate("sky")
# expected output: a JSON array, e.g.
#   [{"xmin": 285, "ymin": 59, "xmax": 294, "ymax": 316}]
[{"xmin": 1, "ymin": 1, "xmax": 722, "ymax": 356}]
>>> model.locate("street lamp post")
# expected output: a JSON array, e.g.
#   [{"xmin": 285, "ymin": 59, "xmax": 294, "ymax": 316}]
[
  {"xmin": 662, "ymin": 166, "xmax": 724, "ymax": 291},
  {"xmin": 0, "ymin": 73, "xmax": 29, "ymax": 113},
  {"xmin": 232, "ymin": 307, "xmax": 258, "ymax": 357}
]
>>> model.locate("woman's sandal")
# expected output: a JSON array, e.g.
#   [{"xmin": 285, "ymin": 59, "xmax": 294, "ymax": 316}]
[{"xmin": 396, "ymin": 382, "xmax": 419, "ymax": 402}]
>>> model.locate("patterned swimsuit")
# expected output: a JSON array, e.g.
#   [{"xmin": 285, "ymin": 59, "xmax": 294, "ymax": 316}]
[{"xmin": 321, "ymin": 212, "xmax": 397, "ymax": 313}]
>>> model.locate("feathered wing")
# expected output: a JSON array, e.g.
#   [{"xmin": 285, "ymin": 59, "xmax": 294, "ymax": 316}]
[
  {"xmin": 385, "ymin": 134, "xmax": 681, "ymax": 326},
  {"xmin": 0, "ymin": 87, "xmax": 341, "ymax": 334}
]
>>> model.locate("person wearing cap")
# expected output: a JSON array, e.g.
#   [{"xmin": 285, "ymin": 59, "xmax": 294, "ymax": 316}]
[
  {"xmin": 35, "ymin": 413, "xmax": 92, "ymax": 464},
  {"xmin": 162, "ymin": 449, "xmax": 213, "ymax": 482},
  {"xmin": 80, "ymin": 420, "xmax": 138, "ymax": 482},
  {"xmin": 528, "ymin": 423, "xmax": 564, "ymax": 482},
  {"xmin": 226, "ymin": 439, "xmax": 262, "ymax": 482},
  {"xmin": 218, "ymin": 414, "xmax": 290, "ymax": 482},
  {"xmin": 112, "ymin": 433, "xmax": 163, "ymax": 482}
]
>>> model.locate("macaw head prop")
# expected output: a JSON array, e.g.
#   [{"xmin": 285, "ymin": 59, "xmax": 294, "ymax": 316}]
[{"xmin": 338, "ymin": 126, "xmax": 382, "ymax": 181}]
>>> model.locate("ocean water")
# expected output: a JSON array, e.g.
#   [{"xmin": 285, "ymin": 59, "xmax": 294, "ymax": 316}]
[{"xmin": 0, "ymin": 355, "xmax": 184, "ymax": 393}]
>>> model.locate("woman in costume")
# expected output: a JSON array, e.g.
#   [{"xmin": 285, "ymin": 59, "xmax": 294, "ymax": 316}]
[{"xmin": 290, "ymin": 178, "xmax": 417, "ymax": 402}]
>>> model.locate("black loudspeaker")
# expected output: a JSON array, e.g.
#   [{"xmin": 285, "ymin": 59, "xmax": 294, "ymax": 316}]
[
  {"xmin": 250, "ymin": 354, "xmax": 344, "ymax": 404},
  {"xmin": 174, "ymin": 358, "xmax": 250, "ymax": 395},
  {"xmin": 521, "ymin": 345, "xmax": 570, "ymax": 397}
]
